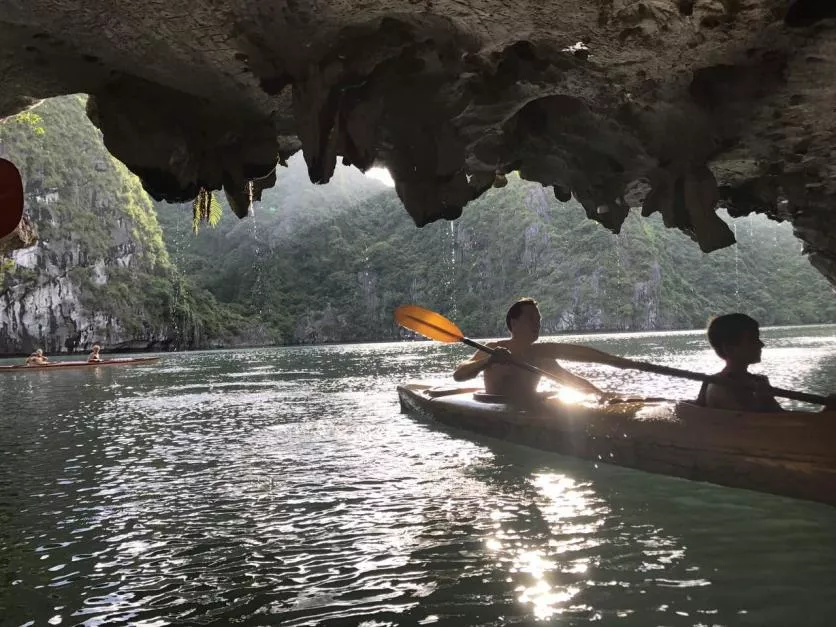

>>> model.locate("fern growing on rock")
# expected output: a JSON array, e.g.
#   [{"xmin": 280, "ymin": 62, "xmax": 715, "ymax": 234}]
[{"xmin": 191, "ymin": 188, "xmax": 223, "ymax": 233}]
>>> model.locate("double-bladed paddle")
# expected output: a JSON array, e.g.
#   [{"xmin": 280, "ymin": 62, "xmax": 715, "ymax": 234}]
[
  {"xmin": 393, "ymin": 304, "xmax": 831, "ymax": 406},
  {"xmin": 394, "ymin": 304, "xmax": 562, "ymax": 384}
]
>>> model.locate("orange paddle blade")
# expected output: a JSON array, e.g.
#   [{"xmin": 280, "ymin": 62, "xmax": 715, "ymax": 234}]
[
  {"xmin": 394, "ymin": 305, "xmax": 464, "ymax": 343},
  {"xmin": 0, "ymin": 158, "xmax": 24, "ymax": 239}
]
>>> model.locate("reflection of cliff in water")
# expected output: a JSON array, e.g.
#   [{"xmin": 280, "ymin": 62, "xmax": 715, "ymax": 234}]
[{"xmin": 0, "ymin": 366, "xmax": 122, "ymax": 619}]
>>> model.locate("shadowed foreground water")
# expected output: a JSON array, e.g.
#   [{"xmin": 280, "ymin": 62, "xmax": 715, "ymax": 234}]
[{"xmin": 1, "ymin": 325, "xmax": 835, "ymax": 626}]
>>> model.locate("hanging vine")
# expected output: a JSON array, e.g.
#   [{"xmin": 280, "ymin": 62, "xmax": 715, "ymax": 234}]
[{"xmin": 191, "ymin": 188, "xmax": 223, "ymax": 233}]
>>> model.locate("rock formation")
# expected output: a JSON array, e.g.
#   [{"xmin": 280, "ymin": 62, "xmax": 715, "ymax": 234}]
[
  {"xmin": 2, "ymin": 1, "xmax": 835, "ymax": 282},
  {"xmin": 0, "ymin": 97, "xmax": 254, "ymax": 354},
  {"xmin": 0, "ymin": 216, "xmax": 37, "ymax": 255}
]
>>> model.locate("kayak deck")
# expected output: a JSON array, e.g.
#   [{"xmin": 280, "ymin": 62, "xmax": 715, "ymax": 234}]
[
  {"xmin": 397, "ymin": 383, "xmax": 836, "ymax": 508},
  {"xmin": 0, "ymin": 356, "xmax": 160, "ymax": 371}
]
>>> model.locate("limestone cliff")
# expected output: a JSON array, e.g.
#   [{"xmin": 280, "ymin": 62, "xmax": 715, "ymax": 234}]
[
  {"xmin": 0, "ymin": 96, "xmax": 245, "ymax": 354},
  {"xmin": 159, "ymin": 158, "xmax": 836, "ymax": 343},
  {"xmin": 1, "ymin": 0, "xmax": 835, "ymax": 286}
]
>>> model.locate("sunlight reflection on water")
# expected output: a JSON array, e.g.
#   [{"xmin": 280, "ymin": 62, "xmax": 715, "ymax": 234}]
[{"xmin": 0, "ymin": 325, "xmax": 835, "ymax": 625}]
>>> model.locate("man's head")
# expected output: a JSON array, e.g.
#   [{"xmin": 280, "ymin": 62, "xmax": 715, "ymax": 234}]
[
  {"xmin": 506, "ymin": 298, "xmax": 540, "ymax": 342},
  {"xmin": 35, "ymin": 349, "xmax": 43, "ymax": 356},
  {"xmin": 707, "ymin": 313, "xmax": 763, "ymax": 365},
  {"xmin": 92, "ymin": 344, "xmax": 101, "ymax": 352}
]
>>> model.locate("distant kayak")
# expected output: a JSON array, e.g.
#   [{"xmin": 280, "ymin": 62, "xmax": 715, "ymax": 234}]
[{"xmin": 0, "ymin": 356, "xmax": 160, "ymax": 372}]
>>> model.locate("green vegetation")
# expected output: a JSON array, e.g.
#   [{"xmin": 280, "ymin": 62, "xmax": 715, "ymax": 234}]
[
  {"xmin": 0, "ymin": 96, "xmax": 246, "ymax": 350},
  {"xmin": 158, "ymin": 165, "xmax": 836, "ymax": 343},
  {"xmin": 192, "ymin": 188, "xmax": 224, "ymax": 234},
  {"xmin": 0, "ymin": 258, "xmax": 15, "ymax": 286},
  {"xmin": 3, "ymin": 95, "xmax": 834, "ymax": 351},
  {"xmin": 0, "ymin": 110, "xmax": 45, "ymax": 137}
]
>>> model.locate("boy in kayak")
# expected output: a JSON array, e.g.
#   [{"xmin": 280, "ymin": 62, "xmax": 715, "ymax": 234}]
[
  {"xmin": 696, "ymin": 313, "xmax": 783, "ymax": 411},
  {"xmin": 24, "ymin": 348, "xmax": 49, "ymax": 366},
  {"xmin": 453, "ymin": 298, "xmax": 605, "ymax": 400},
  {"xmin": 88, "ymin": 344, "xmax": 102, "ymax": 363}
]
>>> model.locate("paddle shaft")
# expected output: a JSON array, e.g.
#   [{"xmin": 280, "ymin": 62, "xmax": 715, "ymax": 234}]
[
  {"xmin": 460, "ymin": 337, "xmax": 565, "ymax": 384},
  {"xmin": 394, "ymin": 305, "xmax": 829, "ymax": 406},
  {"xmin": 464, "ymin": 337, "xmax": 829, "ymax": 406},
  {"xmin": 610, "ymin": 357, "xmax": 829, "ymax": 406}
]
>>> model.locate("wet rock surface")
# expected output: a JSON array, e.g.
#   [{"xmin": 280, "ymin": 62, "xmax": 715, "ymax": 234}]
[{"xmin": 1, "ymin": 1, "xmax": 835, "ymax": 281}]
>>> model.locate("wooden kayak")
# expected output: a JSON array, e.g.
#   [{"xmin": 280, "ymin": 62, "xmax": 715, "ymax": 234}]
[
  {"xmin": 0, "ymin": 356, "xmax": 161, "ymax": 372},
  {"xmin": 397, "ymin": 383, "xmax": 836, "ymax": 508}
]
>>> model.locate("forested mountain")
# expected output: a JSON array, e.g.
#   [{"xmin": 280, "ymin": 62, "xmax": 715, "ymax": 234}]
[
  {"xmin": 1, "ymin": 95, "xmax": 833, "ymax": 353},
  {"xmin": 157, "ymin": 158, "xmax": 836, "ymax": 343},
  {"xmin": 0, "ymin": 96, "xmax": 250, "ymax": 353}
]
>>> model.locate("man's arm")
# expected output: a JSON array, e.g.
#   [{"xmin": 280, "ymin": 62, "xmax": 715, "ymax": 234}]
[
  {"xmin": 540, "ymin": 362, "xmax": 605, "ymax": 396},
  {"xmin": 453, "ymin": 350, "xmax": 491, "ymax": 381},
  {"xmin": 453, "ymin": 344, "xmax": 504, "ymax": 381},
  {"xmin": 532, "ymin": 343, "xmax": 607, "ymax": 395},
  {"xmin": 538, "ymin": 342, "xmax": 629, "ymax": 367}
]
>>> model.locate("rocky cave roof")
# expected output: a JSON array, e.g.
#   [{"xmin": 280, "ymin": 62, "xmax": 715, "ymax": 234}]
[{"xmin": 1, "ymin": 0, "xmax": 835, "ymax": 283}]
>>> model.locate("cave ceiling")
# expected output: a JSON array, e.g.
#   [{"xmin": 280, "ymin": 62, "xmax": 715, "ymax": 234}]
[{"xmin": 1, "ymin": 0, "xmax": 836, "ymax": 282}]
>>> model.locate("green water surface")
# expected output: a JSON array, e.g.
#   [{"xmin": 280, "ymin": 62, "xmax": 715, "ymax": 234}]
[{"xmin": 1, "ymin": 325, "xmax": 835, "ymax": 626}]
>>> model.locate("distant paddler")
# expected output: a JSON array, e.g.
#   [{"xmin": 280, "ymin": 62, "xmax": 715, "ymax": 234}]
[
  {"xmin": 24, "ymin": 348, "xmax": 50, "ymax": 366},
  {"xmin": 88, "ymin": 344, "xmax": 103, "ymax": 363}
]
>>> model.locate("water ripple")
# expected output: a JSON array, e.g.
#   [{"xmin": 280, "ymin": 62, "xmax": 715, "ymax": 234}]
[{"xmin": 1, "ymin": 330, "xmax": 836, "ymax": 625}]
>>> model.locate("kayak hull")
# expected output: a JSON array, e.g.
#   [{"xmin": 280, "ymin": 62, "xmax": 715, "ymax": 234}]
[
  {"xmin": 397, "ymin": 383, "xmax": 836, "ymax": 508},
  {"xmin": 0, "ymin": 356, "xmax": 161, "ymax": 372}
]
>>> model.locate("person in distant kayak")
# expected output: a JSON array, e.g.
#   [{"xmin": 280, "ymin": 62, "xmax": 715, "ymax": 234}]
[
  {"xmin": 695, "ymin": 313, "xmax": 783, "ymax": 412},
  {"xmin": 24, "ymin": 348, "xmax": 49, "ymax": 366},
  {"xmin": 88, "ymin": 344, "xmax": 102, "ymax": 363},
  {"xmin": 453, "ymin": 298, "xmax": 605, "ymax": 400}
]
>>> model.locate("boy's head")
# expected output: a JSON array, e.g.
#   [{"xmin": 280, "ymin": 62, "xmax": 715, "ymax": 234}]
[
  {"xmin": 707, "ymin": 313, "xmax": 763, "ymax": 365},
  {"xmin": 506, "ymin": 298, "xmax": 540, "ymax": 342},
  {"xmin": 92, "ymin": 344, "xmax": 101, "ymax": 352}
]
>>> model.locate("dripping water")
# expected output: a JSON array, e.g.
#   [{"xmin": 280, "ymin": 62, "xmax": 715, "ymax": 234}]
[
  {"xmin": 248, "ymin": 183, "xmax": 266, "ymax": 322},
  {"xmin": 167, "ymin": 201, "xmax": 192, "ymax": 350},
  {"xmin": 733, "ymin": 220, "xmax": 741, "ymax": 309},
  {"xmin": 448, "ymin": 220, "xmax": 457, "ymax": 319}
]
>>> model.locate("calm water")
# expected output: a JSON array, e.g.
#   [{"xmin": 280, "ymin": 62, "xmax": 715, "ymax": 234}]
[{"xmin": 1, "ymin": 326, "xmax": 835, "ymax": 626}]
